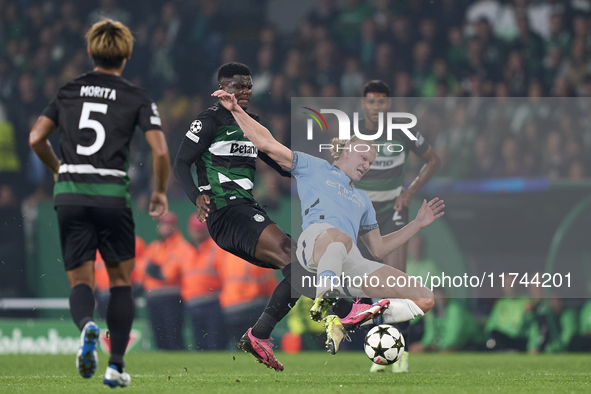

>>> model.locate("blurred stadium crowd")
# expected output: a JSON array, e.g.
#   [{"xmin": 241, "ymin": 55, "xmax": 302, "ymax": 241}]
[
  {"xmin": 1, "ymin": 0, "xmax": 591, "ymax": 354},
  {"xmin": 1, "ymin": 0, "xmax": 591, "ymax": 209}
]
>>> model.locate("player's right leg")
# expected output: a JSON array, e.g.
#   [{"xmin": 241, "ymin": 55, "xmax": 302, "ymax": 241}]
[
  {"xmin": 304, "ymin": 226, "xmax": 354, "ymax": 322},
  {"xmin": 208, "ymin": 203, "xmax": 297, "ymax": 370},
  {"xmin": 341, "ymin": 246, "xmax": 434, "ymax": 318},
  {"xmin": 97, "ymin": 206, "xmax": 136, "ymax": 388},
  {"xmin": 66, "ymin": 261, "xmax": 100, "ymax": 379},
  {"xmin": 325, "ymin": 252, "xmax": 433, "ymax": 355},
  {"xmin": 361, "ymin": 264, "xmax": 434, "ymax": 320},
  {"xmin": 238, "ymin": 223, "xmax": 300, "ymax": 371},
  {"xmin": 58, "ymin": 205, "xmax": 100, "ymax": 379},
  {"xmin": 103, "ymin": 258, "xmax": 134, "ymax": 387}
]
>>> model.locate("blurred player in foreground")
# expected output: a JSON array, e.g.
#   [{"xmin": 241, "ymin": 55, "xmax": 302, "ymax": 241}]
[
  {"xmin": 29, "ymin": 19, "xmax": 169, "ymax": 388},
  {"xmin": 213, "ymin": 89, "xmax": 444, "ymax": 356}
]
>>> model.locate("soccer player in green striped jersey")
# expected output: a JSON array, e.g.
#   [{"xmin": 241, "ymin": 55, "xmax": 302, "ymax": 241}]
[
  {"xmin": 29, "ymin": 20, "xmax": 170, "ymax": 387},
  {"xmin": 175, "ymin": 62, "xmax": 318, "ymax": 371},
  {"xmin": 354, "ymin": 81, "xmax": 441, "ymax": 372}
]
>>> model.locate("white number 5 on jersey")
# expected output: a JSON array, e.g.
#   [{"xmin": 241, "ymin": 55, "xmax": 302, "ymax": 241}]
[{"xmin": 77, "ymin": 102, "xmax": 108, "ymax": 156}]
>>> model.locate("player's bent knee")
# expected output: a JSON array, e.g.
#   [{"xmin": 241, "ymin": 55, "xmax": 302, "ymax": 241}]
[
  {"xmin": 255, "ymin": 225, "xmax": 292, "ymax": 269},
  {"xmin": 107, "ymin": 268, "xmax": 133, "ymax": 287},
  {"xmin": 258, "ymin": 241, "xmax": 290, "ymax": 269},
  {"xmin": 331, "ymin": 233, "xmax": 353, "ymax": 253},
  {"xmin": 279, "ymin": 237, "xmax": 292, "ymax": 266},
  {"xmin": 109, "ymin": 277, "xmax": 133, "ymax": 287},
  {"xmin": 66, "ymin": 260, "xmax": 95, "ymax": 288},
  {"xmin": 69, "ymin": 279, "xmax": 94, "ymax": 289},
  {"xmin": 415, "ymin": 297, "xmax": 434, "ymax": 313},
  {"xmin": 106, "ymin": 259, "xmax": 134, "ymax": 287}
]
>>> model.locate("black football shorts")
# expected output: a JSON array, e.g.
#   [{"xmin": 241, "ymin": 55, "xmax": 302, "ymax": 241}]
[
  {"xmin": 206, "ymin": 200, "xmax": 278, "ymax": 269},
  {"xmin": 57, "ymin": 205, "xmax": 135, "ymax": 271}
]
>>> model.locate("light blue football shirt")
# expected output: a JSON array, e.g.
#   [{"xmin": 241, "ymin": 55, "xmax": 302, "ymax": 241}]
[{"xmin": 291, "ymin": 151, "xmax": 378, "ymax": 243}]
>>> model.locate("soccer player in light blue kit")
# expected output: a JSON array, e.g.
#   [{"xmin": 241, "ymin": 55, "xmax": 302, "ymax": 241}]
[{"xmin": 212, "ymin": 89, "xmax": 445, "ymax": 354}]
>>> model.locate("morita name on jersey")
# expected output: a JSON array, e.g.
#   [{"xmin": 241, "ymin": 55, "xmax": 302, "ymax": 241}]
[{"xmin": 80, "ymin": 86, "xmax": 116, "ymax": 100}]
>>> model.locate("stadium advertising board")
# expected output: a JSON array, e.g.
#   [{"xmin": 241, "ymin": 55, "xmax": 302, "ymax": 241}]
[{"xmin": 0, "ymin": 321, "xmax": 144, "ymax": 354}]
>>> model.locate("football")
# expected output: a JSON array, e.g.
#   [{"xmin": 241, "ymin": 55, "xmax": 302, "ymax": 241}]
[{"xmin": 364, "ymin": 325, "xmax": 405, "ymax": 365}]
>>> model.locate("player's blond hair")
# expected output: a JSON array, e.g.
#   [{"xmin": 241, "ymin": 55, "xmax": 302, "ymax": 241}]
[
  {"xmin": 330, "ymin": 135, "xmax": 377, "ymax": 159},
  {"xmin": 86, "ymin": 19, "xmax": 134, "ymax": 69}
]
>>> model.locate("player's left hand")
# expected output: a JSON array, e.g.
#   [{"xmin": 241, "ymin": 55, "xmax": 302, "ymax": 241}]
[
  {"xmin": 415, "ymin": 197, "xmax": 445, "ymax": 228},
  {"xmin": 394, "ymin": 190, "xmax": 413, "ymax": 211},
  {"xmin": 212, "ymin": 90, "xmax": 240, "ymax": 112},
  {"xmin": 196, "ymin": 194, "xmax": 211, "ymax": 222},
  {"xmin": 149, "ymin": 191, "xmax": 169, "ymax": 219},
  {"xmin": 53, "ymin": 162, "xmax": 60, "ymax": 181}
]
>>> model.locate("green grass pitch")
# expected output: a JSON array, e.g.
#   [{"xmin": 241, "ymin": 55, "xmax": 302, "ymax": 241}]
[{"xmin": 1, "ymin": 352, "xmax": 589, "ymax": 393}]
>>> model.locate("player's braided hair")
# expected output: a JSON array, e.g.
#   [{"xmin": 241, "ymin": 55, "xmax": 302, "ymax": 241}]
[
  {"xmin": 330, "ymin": 136, "xmax": 377, "ymax": 159},
  {"xmin": 86, "ymin": 19, "xmax": 134, "ymax": 69}
]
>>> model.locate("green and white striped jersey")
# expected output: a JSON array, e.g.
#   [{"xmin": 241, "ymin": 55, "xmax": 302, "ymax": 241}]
[
  {"xmin": 353, "ymin": 118, "xmax": 430, "ymax": 213},
  {"xmin": 42, "ymin": 71, "xmax": 162, "ymax": 208},
  {"xmin": 177, "ymin": 103, "xmax": 264, "ymax": 211}
]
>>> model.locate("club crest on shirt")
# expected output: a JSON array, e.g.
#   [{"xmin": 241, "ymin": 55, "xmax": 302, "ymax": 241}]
[
  {"xmin": 189, "ymin": 120, "xmax": 202, "ymax": 134},
  {"xmin": 253, "ymin": 214, "xmax": 265, "ymax": 222}
]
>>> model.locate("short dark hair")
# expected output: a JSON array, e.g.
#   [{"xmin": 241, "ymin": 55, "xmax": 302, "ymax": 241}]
[
  {"xmin": 217, "ymin": 62, "xmax": 251, "ymax": 83},
  {"xmin": 363, "ymin": 80, "xmax": 390, "ymax": 97}
]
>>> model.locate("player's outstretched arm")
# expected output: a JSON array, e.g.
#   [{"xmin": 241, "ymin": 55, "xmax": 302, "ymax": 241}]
[
  {"xmin": 361, "ymin": 198, "xmax": 444, "ymax": 260},
  {"xmin": 212, "ymin": 90, "xmax": 293, "ymax": 171},
  {"xmin": 29, "ymin": 115, "xmax": 60, "ymax": 177},
  {"xmin": 145, "ymin": 129, "xmax": 170, "ymax": 218},
  {"xmin": 394, "ymin": 147, "xmax": 441, "ymax": 211}
]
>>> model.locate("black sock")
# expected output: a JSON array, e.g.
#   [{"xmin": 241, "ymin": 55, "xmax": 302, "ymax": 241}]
[
  {"xmin": 289, "ymin": 261, "xmax": 317, "ymax": 299},
  {"xmin": 333, "ymin": 298, "xmax": 354, "ymax": 318},
  {"xmin": 397, "ymin": 320, "xmax": 410, "ymax": 350},
  {"xmin": 251, "ymin": 312, "xmax": 278, "ymax": 340},
  {"xmin": 69, "ymin": 284, "xmax": 95, "ymax": 331},
  {"xmin": 252, "ymin": 265, "xmax": 300, "ymax": 339},
  {"xmin": 107, "ymin": 286, "xmax": 134, "ymax": 366},
  {"xmin": 252, "ymin": 278, "xmax": 299, "ymax": 339}
]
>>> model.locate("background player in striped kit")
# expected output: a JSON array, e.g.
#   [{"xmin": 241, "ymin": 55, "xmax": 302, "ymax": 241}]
[{"xmin": 29, "ymin": 19, "xmax": 170, "ymax": 387}]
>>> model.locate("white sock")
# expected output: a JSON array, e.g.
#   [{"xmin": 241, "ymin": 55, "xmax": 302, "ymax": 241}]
[
  {"xmin": 381, "ymin": 299, "xmax": 424, "ymax": 323},
  {"xmin": 315, "ymin": 242, "xmax": 347, "ymax": 297}
]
